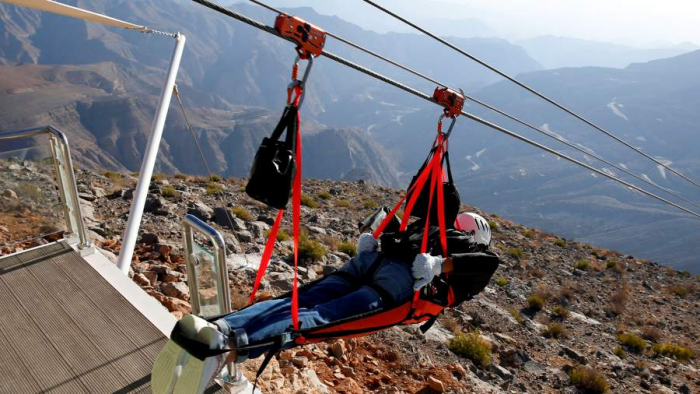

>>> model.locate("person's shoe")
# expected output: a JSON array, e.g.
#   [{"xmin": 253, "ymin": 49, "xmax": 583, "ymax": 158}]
[
  {"xmin": 173, "ymin": 326, "xmax": 229, "ymax": 394},
  {"xmin": 150, "ymin": 315, "xmax": 218, "ymax": 394}
]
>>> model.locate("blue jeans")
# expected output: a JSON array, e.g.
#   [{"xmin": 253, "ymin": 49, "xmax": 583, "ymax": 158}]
[{"xmin": 215, "ymin": 251, "xmax": 414, "ymax": 359}]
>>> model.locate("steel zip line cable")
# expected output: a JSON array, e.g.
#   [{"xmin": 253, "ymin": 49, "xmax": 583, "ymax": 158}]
[
  {"xmin": 361, "ymin": 0, "xmax": 700, "ymax": 190},
  {"xmin": 189, "ymin": 0, "xmax": 700, "ymax": 219},
  {"xmin": 173, "ymin": 85, "xmax": 252, "ymax": 267},
  {"xmin": 246, "ymin": 0, "xmax": 699, "ymax": 210}
]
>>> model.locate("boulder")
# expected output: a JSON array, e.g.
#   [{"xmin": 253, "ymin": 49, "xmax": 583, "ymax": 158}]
[
  {"xmin": 187, "ymin": 201, "xmax": 214, "ymax": 222},
  {"xmin": 161, "ymin": 282, "xmax": 190, "ymax": 301},
  {"xmin": 163, "ymin": 297, "xmax": 191, "ymax": 314},
  {"xmin": 427, "ymin": 376, "xmax": 446, "ymax": 392},
  {"xmin": 144, "ymin": 195, "xmax": 164, "ymax": 213},
  {"xmin": 2, "ymin": 189, "xmax": 18, "ymax": 199}
]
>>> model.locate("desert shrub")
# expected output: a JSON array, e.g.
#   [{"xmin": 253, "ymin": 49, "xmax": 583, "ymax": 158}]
[
  {"xmin": 447, "ymin": 330, "xmax": 492, "ymax": 367},
  {"xmin": 15, "ymin": 182, "xmax": 42, "ymax": 202},
  {"xmin": 103, "ymin": 170, "xmax": 121, "ymax": 180},
  {"xmin": 264, "ymin": 228, "xmax": 290, "ymax": 242},
  {"xmin": 440, "ymin": 314, "xmax": 461, "ymax": 334},
  {"xmin": 551, "ymin": 305, "xmax": 570, "ymax": 319},
  {"xmin": 206, "ymin": 182, "xmax": 222, "ymax": 195},
  {"xmin": 174, "ymin": 173, "xmax": 188, "ymax": 180},
  {"xmin": 528, "ymin": 266, "xmax": 545, "ymax": 279},
  {"xmin": 335, "ymin": 199, "xmax": 351, "ymax": 208},
  {"xmin": 161, "ymin": 185, "xmax": 178, "ymax": 198},
  {"xmin": 651, "ymin": 343, "xmax": 694, "ymax": 362},
  {"xmin": 338, "ymin": 241, "xmax": 357, "ymax": 257},
  {"xmin": 231, "ymin": 206, "xmax": 252, "ymax": 222},
  {"xmin": 523, "ymin": 230, "xmax": 535, "ymax": 239},
  {"xmin": 495, "ymin": 278, "xmax": 509, "ymax": 287},
  {"xmin": 208, "ymin": 174, "xmax": 222, "ymax": 182},
  {"xmin": 507, "ymin": 248, "xmax": 523, "ymax": 259},
  {"xmin": 363, "ymin": 200, "xmax": 379, "ymax": 209},
  {"xmin": 641, "ymin": 326, "xmax": 663, "ymax": 343},
  {"xmin": 613, "ymin": 347, "xmax": 627, "ymax": 359},
  {"xmin": 574, "ymin": 260, "xmax": 590, "ymax": 270},
  {"xmin": 317, "ymin": 191, "xmax": 332, "ymax": 200},
  {"xmin": 606, "ymin": 259, "xmax": 618, "ymax": 270},
  {"xmin": 670, "ymin": 285, "xmax": 692, "ymax": 298},
  {"xmin": 542, "ymin": 322, "xmax": 566, "ymax": 339},
  {"xmin": 553, "ymin": 239, "xmax": 566, "ymax": 247},
  {"xmin": 508, "ymin": 308, "xmax": 524, "ymax": 325},
  {"xmin": 151, "ymin": 173, "xmax": 167, "ymax": 181},
  {"xmin": 617, "ymin": 333, "xmax": 647, "ymax": 354},
  {"xmin": 559, "ymin": 285, "xmax": 575, "ymax": 302},
  {"xmin": 299, "ymin": 194, "xmax": 319, "ymax": 208},
  {"xmin": 608, "ymin": 284, "xmax": 629, "ymax": 316},
  {"xmin": 487, "ymin": 220, "xmax": 498, "ymax": 231},
  {"xmin": 297, "ymin": 232, "xmax": 327, "ymax": 263},
  {"xmin": 527, "ymin": 295, "xmax": 545, "ymax": 311},
  {"xmin": 569, "ymin": 366, "xmax": 610, "ymax": 393}
]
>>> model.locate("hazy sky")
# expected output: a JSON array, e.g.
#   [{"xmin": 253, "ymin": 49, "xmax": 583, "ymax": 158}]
[{"xmin": 263, "ymin": 0, "xmax": 699, "ymax": 47}]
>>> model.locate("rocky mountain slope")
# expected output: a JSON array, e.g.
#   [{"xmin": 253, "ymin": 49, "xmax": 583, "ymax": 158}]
[{"xmin": 4, "ymin": 167, "xmax": 695, "ymax": 393}]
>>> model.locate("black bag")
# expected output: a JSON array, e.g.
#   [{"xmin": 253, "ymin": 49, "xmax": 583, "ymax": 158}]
[
  {"xmin": 405, "ymin": 147, "xmax": 460, "ymax": 226},
  {"xmin": 446, "ymin": 252, "xmax": 500, "ymax": 305},
  {"xmin": 245, "ymin": 105, "xmax": 299, "ymax": 209}
]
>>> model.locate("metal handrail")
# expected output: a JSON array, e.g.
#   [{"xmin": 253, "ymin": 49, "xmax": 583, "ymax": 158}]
[
  {"xmin": 0, "ymin": 125, "xmax": 90, "ymax": 249},
  {"xmin": 181, "ymin": 214, "xmax": 232, "ymax": 316}
]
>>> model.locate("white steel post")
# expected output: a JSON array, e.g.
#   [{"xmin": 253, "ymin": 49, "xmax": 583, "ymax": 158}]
[{"xmin": 116, "ymin": 33, "xmax": 186, "ymax": 275}]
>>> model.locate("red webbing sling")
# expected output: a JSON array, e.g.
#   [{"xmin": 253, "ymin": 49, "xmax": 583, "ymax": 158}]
[{"xmin": 249, "ymin": 85, "xmax": 303, "ymax": 330}]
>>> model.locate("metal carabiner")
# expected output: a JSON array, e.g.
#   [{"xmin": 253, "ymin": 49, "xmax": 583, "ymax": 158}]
[
  {"xmin": 442, "ymin": 113, "xmax": 457, "ymax": 140},
  {"xmin": 287, "ymin": 55, "xmax": 314, "ymax": 107}
]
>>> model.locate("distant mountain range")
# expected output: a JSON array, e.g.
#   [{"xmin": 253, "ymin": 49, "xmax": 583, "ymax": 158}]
[
  {"xmin": 518, "ymin": 36, "xmax": 699, "ymax": 69},
  {"xmin": 0, "ymin": 0, "xmax": 698, "ymax": 271}
]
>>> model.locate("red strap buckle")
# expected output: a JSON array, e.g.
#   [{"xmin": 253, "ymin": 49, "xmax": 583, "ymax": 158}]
[
  {"xmin": 275, "ymin": 14, "xmax": 326, "ymax": 59},
  {"xmin": 433, "ymin": 87, "xmax": 465, "ymax": 118}
]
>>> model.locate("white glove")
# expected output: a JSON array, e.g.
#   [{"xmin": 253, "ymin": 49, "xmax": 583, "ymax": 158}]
[
  {"xmin": 357, "ymin": 233, "xmax": 378, "ymax": 254},
  {"xmin": 412, "ymin": 253, "xmax": 443, "ymax": 291}
]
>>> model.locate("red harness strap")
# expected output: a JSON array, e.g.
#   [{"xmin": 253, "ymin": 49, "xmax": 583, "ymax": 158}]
[{"xmin": 249, "ymin": 87, "xmax": 304, "ymax": 331}]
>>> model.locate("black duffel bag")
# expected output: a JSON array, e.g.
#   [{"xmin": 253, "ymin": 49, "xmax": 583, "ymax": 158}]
[
  {"xmin": 245, "ymin": 105, "xmax": 299, "ymax": 209},
  {"xmin": 405, "ymin": 146, "xmax": 461, "ymax": 226}
]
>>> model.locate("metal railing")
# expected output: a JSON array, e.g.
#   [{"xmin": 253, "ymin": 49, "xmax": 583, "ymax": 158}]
[
  {"xmin": 181, "ymin": 214, "xmax": 251, "ymax": 390},
  {"xmin": 0, "ymin": 125, "xmax": 90, "ymax": 249},
  {"xmin": 181, "ymin": 214, "xmax": 232, "ymax": 316}
]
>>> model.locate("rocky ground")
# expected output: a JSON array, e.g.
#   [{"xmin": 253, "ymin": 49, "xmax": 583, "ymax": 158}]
[{"xmin": 1, "ymin": 167, "xmax": 698, "ymax": 394}]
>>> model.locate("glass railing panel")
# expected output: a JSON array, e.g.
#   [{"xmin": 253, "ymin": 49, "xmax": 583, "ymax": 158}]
[
  {"xmin": 0, "ymin": 143, "xmax": 66, "ymax": 255},
  {"xmin": 190, "ymin": 239, "xmax": 226, "ymax": 318}
]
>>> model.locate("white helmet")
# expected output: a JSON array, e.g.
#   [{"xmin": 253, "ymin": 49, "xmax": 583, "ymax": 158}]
[{"xmin": 455, "ymin": 212, "xmax": 491, "ymax": 248}]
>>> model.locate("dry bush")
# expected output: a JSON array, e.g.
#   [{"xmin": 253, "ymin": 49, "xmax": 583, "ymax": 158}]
[
  {"xmin": 551, "ymin": 305, "xmax": 570, "ymax": 320},
  {"xmin": 319, "ymin": 235, "xmax": 339, "ymax": 251},
  {"xmin": 651, "ymin": 343, "xmax": 695, "ymax": 362},
  {"xmin": 527, "ymin": 295, "xmax": 545, "ymax": 311},
  {"xmin": 337, "ymin": 241, "xmax": 357, "ymax": 257},
  {"xmin": 231, "ymin": 206, "xmax": 252, "ymax": 221},
  {"xmin": 448, "ymin": 330, "xmax": 492, "ymax": 367},
  {"xmin": 607, "ymin": 281, "xmax": 629, "ymax": 316},
  {"xmin": 439, "ymin": 314, "xmax": 461, "ymax": 334},
  {"xmin": 528, "ymin": 266, "xmax": 545, "ymax": 279},
  {"xmin": 569, "ymin": 366, "xmax": 610, "ymax": 393},
  {"xmin": 670, "ymin": 284, "xmax": 694, "ymax": 299},
  {"xmin": 641, "ymin": 326, "xmax": 663, "ymax": 343},
  {"xmin": 617, "ymin": 332, "xmax": 647, "ymax": 354},
  {"xmin": 508, "ymin": 308, "xmax": 525, "ymax": 325},
  {"xmin": 542, "ymin": 322, "xmax": 567, "ymax": 339}
]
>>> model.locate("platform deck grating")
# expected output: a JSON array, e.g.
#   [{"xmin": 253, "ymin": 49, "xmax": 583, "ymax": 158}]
[{"xmin": 0, "ymin": 242, "xmax": 221, "ymax": 393}]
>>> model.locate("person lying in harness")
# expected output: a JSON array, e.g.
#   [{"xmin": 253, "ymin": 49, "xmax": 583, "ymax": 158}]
[{"xmin": 152, "ymin": 210, "xmax": 499, "ymax": 394}]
